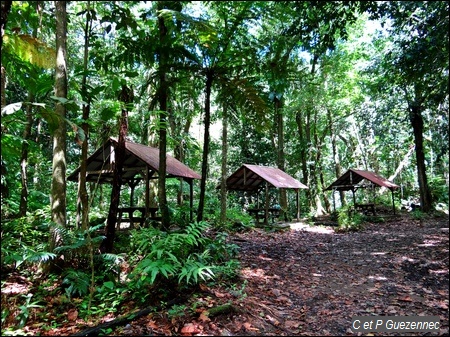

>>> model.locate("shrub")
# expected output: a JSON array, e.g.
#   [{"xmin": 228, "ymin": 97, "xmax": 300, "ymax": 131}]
[
  {"xmin": 336, "ymin": 206, "xmax": 364, "ymax": 232},
  {"xmin": 127, "ymin": 221, "xmax": 240, "ymax": 299}
]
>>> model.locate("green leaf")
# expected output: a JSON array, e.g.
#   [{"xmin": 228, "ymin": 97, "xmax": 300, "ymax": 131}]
[
  {"xmin": 50, "ymin": 96, "xmax": 70, "ymax": 105},
  {"xmin": 103, "ymin": 281, "xmax": 115, "ymax": 290},
  {"xmin": 101, "ymin": 107, "xmax": 117, "ymax": 121}
]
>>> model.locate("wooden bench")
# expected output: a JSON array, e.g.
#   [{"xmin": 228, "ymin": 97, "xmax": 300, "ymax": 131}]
[
  {"xmin": 248, "ymin": 208, "xmax": 281, "ymax": 224},
  {"xmin": 117, "ymin": 207, "xmax": 161, "ymax": 229}
]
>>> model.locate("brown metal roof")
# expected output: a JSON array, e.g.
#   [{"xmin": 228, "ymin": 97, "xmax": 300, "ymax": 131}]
[
  {"xmin": 325, "ymin": 169, "xmax": 399, "ymax": 191},
  {"xmin": 67, "ymin": 137, "xmax": 201, "ymax": 184},
  {"xmin": 224, "ymin": 164, "xmax": 308, "ymax": 192}
]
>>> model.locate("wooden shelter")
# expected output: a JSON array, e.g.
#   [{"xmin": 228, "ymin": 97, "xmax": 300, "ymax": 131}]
[
  {"xmin": 224, "ymin": 164, "xmax": 308, "ymax": 224},
  {"xmin": 68, "ymin": 137, "xmax": 201, "ymax": 224},
  {"xmin": 324, "ymin": 169, "xmax": 399, "ymax": 214}
]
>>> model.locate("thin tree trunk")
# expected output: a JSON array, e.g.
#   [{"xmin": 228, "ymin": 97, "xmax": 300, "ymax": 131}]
[
  {"xmin": 275, "ymin": 97, "xmax": 287, "ymax": 220},
  {"xmin": 78, "ymin": 1, "xmax": 92, "ymax": 230},
  {"xmin": 311, "ymin": 109, "xmax": 326, "ymax": 216},
  {"xmin": 100, "ymin": 105, "xmax": 128, "ymax": 254},
  {"xmin": 219, "ymin": 103, "xmax": 228, "ymax": 226},
  {"xmin": 379, "ymin": 144, "xmax": 415, "ymax": 195},
  {"xmin": 49, "ymin": 1, "xmax": 67, "ymax": 254},
  {"xmin": 197, "ymin": 71, "xmax": 213, "ymax": 222},
  {"xmin": 157, "ymin": 1, "xmax": 169, "ymax": 229},
  {"xmin": 327, "ymin": 108, "xmax": 346, "ymax": 210},
  {"xmin": 409, "ymin": 104, "xmax": 432, "ymax": 212}
]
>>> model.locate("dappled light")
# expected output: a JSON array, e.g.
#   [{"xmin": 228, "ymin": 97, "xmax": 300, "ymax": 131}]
[{"xmin": 1, "ymin": 0, "xmax": 448, "ymax": 335}]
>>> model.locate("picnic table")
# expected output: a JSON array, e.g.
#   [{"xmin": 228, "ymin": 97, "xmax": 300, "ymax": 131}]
[
  {"xmin": 248, "ymin": 208, "xmax": 281, "ymax": 224},
  {"xmin": 354, "ymin": 203, "xmax": 376, "ymax": 215},
  {"xmin": 117, "ymin": 206, "xmax": 160, "ymax": 229}
]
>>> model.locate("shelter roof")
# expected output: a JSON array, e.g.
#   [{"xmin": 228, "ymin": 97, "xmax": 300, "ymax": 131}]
[
  {"xmin": 224, "ymin": 164, "xmax": 308, "ymax": 192},
  {"xmin": 67, "ymin": 137, "xmax": 201, "ymax": 184},
  {"xmin": 324, "ymin": 169, "xmax": 399, "ymax": 191}
]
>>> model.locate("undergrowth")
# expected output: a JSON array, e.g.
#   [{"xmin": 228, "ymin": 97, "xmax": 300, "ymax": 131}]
[{"xmin": 1, "ymin": 215, "xmax": 241, "ymax": 335}]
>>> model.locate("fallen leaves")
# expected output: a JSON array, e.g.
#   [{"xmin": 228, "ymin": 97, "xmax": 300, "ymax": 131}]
[{"xmin": 3, "ymin": 214, "xmax": 447, "ymax": 336}]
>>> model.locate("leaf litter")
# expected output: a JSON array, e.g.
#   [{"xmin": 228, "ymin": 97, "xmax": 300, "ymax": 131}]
[
  {"xmin": 4, "ymin": 212, "xmax": 448, "ymax": 336},
  {"xmin": 110, "ymin": 213, "xmax": 448, "ymax": 336}
]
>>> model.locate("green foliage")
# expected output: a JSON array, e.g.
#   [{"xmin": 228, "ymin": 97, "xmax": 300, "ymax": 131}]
[
  {"xmin": 1, "ymin": 212, "xmax": 55, "ymax": 270},
  {"xmin": 428, "ymin": 176, "xmax": 449, "ymax": 205},
  {"xmin": 167, "ymin": 304, "xmax": 187, "ymax": 320},
  {"xmin": 220, "ymin": 207, "xmax": 254, "ymax": 232},
  {"xmin": 336, "ymin": 207, "xmax": 365, "ymax": 232},
  {"xmin": 76, "ymin": 279, "xmax": 128, "ymax": 319},
  {"xmin": 2, "ymin": 34, "xmax": 56, "ymax": 69},
  {"xmin": 62, "ymin": 269, "xmax": 91, "ymax": 298},
  {"xmin": 16, "ymin": 294, "xmax": 43, "ymax": 328},
  {"xmin": 53, "ymin": 224, "xmax": 105, "ymax": 257},
  {"xmin": 410, "ymin": 209, "xmax": 426, "ymax": 221},
  {"xmin": 178, "ymin": 254, "xmax": 215, "ymax": 285},
  {"xmin": 128, "ymin": 221, "xmax": 240, "ymax": 298}
]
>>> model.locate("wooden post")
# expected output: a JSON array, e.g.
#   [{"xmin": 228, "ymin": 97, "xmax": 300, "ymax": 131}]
[
  {"xmin": 391, "ymin": 188, "xmax": 396, "ymax": 215},
  {"xmin": 351, "ymin": 187, "xmax": 356, "ymax": 208},
  {"xmin": 189, "ymin": 179, "xmax": 194, "ymax": 222},
  {"xmin": 332, "ymin": 187, "xmax": 336, "ymax": 213},
  {"xmin": 264, "ymin": 182, "xmax": 269, "ymax": 225},
  {"xmin": 296, "ymin": 188, "xmax": 300, "ymax": 220},
  {"xmin": 145, "ymin": 167, "xmax": 150, "ymax": 219}
]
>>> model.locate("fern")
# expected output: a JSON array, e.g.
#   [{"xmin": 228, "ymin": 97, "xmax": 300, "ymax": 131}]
[
  {"xmin": 178, "ymin": 259, "xmax": 215, "ymax": 285},
  {"xmin": 54, "ymin": 224, "xmax": 105, "ymax": 254},
  {"xmin": 62, "ymin": 269, "xmax": 90, "ymax": 298}
]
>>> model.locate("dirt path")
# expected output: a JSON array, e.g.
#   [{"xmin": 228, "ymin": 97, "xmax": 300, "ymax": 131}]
[
  {"xmin": 216, "ymin": 214, "xmax": 449, "ymax": 336},
  {"xmin": 19, "ymin": 213, "xmax": 447, "ymax": 336}
]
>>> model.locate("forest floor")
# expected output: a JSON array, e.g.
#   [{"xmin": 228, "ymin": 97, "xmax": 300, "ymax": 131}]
[{"xmin": 2, "ymin": 210, "xmax": 449, "ymax": 336}]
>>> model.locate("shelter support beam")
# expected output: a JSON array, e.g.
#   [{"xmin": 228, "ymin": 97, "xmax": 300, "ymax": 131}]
[
  {"xmin": 189, "ymin": 179, "xmax": 194, "ymax": 222},
  {"xmin": 264, "ymin": 182, "xmax": 269, "ymax": 225},
  {"xmin": 391, "ymin": 189, "xmax": 396, "ymax": 215},
  {"xmin": 145, "ymin": 168, "xmax": 150, "ymax": 218}
]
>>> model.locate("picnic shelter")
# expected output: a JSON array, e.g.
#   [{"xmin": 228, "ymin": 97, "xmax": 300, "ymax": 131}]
[
  {"xmin": 324, "ymin": 169, "xmax": 400, "ymax": 214},
  {"xmin": 68, "ymin": 137, "xmax": 201, "ymax": 226},
  {"xmin": 223, "ymin": 164, "xmax": 308, "ymax": 224}
]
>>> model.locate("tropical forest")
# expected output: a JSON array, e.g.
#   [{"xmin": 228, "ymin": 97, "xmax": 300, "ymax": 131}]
[{"xmin": 1, "ymin": 1, "xmax": 448, "ymax": 336}]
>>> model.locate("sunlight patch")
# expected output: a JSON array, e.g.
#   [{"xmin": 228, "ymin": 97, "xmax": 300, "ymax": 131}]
[
  {"xmin": 368, "ymin": 275, "xmax": 388, "ymax": 281},
  {"xmin": 1, "ymin": 282, "xmax": 31, "ymax": 294},
  {"xmin": 289, "ymin": 222, "xmax": 334, "ymax": 234}
]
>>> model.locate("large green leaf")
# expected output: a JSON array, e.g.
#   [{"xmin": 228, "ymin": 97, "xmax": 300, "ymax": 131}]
[{"xmin": 2, "ymin": 34, "xmax": 56, "ymax": 69}]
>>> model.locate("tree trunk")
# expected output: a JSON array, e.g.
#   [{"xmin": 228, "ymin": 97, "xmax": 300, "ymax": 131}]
[
  {"xmin": 379, "ymin": 144, "xmax": 415, "ymax": 195},
  {"xmin": 197, "ymin": 71, "xmax": 213, "ymax": 222},
  {"xmin": 311, "ymin": 109, "xmax": 326, "ymax": 216},
  {"xmin": 296, "ymin": 111, "xmax": 309, "ymax": 190},
  {"xmin": 219, "ymin": 103, "xmax": 228, "ymax": 227},
  {"xmin": 275, "ymin": 97, "xmax": 288, "ymax": 220},
  {"xmin": 409, "ymin": 104, "xmax": 432, "ymax": 212},
  {"xmin": 99, "ymin": 106, "xmax": 128, "ymax": 254},
  {"xmin": 157, "ymin": 1, "xmax": 169, "ymax": 229},
  {"xmin": 49, "ymin": 0, "xmax": 68, "ymax": 253},
  {"xmin": 78, "ymin": 1, "xmax": 92, "ymax": 230},
  {"xmin": 327, "ymin": 108, "xmax": 345, "ymax": 210}
]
